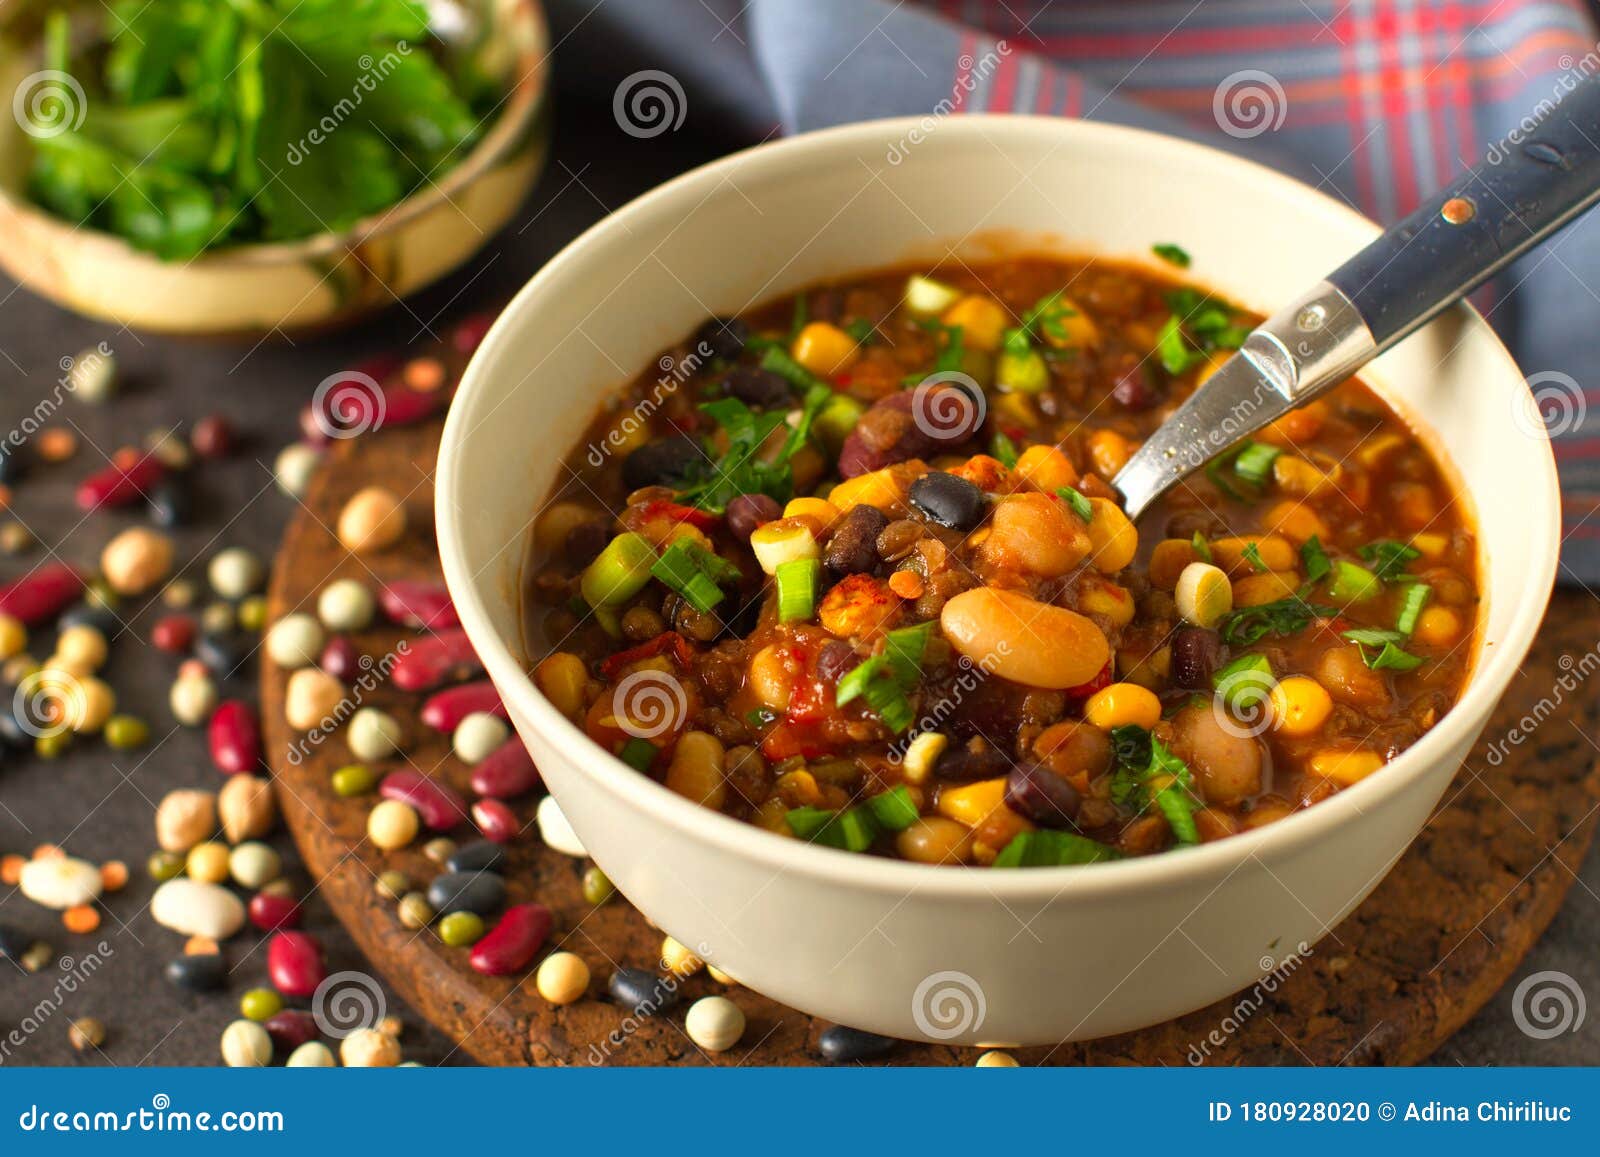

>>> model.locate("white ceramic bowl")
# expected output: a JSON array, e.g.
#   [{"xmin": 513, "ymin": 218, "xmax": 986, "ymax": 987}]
[{"xmin": 437, "ymin": 116, "xmax": 1558, "ymax": 1046}]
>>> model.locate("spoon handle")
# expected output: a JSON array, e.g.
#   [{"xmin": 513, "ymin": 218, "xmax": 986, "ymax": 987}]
[{"xmin": 1325, "ymin": 75, "xmax": 1600, "ymax": 352}]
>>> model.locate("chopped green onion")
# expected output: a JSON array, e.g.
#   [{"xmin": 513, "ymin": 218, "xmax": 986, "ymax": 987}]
[
  {"xmin": 835, "ymin": 622, "xmax": 933, "ymax": 733},
  {"xmin": 745, "ymin": 707, "xmax": 777, "ymax": 728},
  {"xmin": 775, "ymin": 558, "xmax": 821, "ymax": 623},
  {"xmin": 1341, "ymin": 627, "xmax": 1426, "ymax": 671},
  {"xmin": 581, "ymin": 532, "xmax": 657, "ymax": 608},
  {"xmin": 1358, "ymin": 539, "xmax": 1422, "ymax": 582},
  {"xmin": 1240, "ymin": 542, "xmax": 1268, "ymax": 573},
  {"xmin": 1152, "ymin": 242, "xmax": 1192, "ymax": 268},
  {"xmin": 1056, "ymin": 486, "xmax": 1094, "ymax": 524},
  {"xmin": 619, "ymin": 738, "xmax": 657, "ymax": 772},
  {"xmin": 786, "ymin": 805, "xmax": 883, "ymax": 852},
  {"xmin": 788, "ymin": 293, "xmax": 809, "ymax": 341},
  {"xmin": 1396, "ymin": 582, "xmax": 1432, "ymax": 636},
  {"xmin": 1299, "ymin": 536, "xmax": 1331, "ymax": 584},
  {"xmin": 1342, "ymin": 627, "xmax": 1407, "ymax": 647},
  {"xmin": 993, "ymin": 830, "xmax": 1121, "ymax": 867},
  {"xmin": 1190, "ymin": 532, "xmax": 1214, "ymax": 563},
  {"xmin": 844, "ymin": 318, "xmax": 876, "ymax": 343},
  {"xmin": 1155, "ymin": 315, "xmax": 1200, "ymax": 376},
  {"xmin": 650, "ymin": 540, "xmax": 736, "ymax": 613},
  {"xmin": 1233, "ymin": 442, "xmax": 1281, "ymax": 486},
  {"xmin": 1205, "ymin": 443, "xmax": 1250, "ymax": 501},
  {"xmin": 1219, "ymin": 595, "xmax": 1339, "ymax": 646},
  {"xmin": 882, "ymin": 621, "xmax": 935, "ymax": 681},
  {"xmin": 1328, "ymin": 559, "xmax": 1382, "ymax": 603},
  {"xmin": 990, "ymin": 431, "xmax": 1019, "ymax": 468},
  {"xmin": 866, "ymin": 786, "xmax": 920, "ymax": 831},
  {"xmin": 932, "ymin": 323, "xmax": 966, "ymax": 374},
  {"xmin": 759, "ymin": 345, "xmax": 825, "ymax": 392},
  {"xmin": 1213, "ymin": 652, "xmax": 1274, "ymax": 714},
  {"xmin": 784, "ymin": 806, "xmax": 835, "ymax": 841}
]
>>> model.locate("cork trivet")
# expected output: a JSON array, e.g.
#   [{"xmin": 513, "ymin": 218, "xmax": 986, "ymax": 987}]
[{"xmin": 263, "ymin": 416, "xmax": 1600, "ymax": 1066}]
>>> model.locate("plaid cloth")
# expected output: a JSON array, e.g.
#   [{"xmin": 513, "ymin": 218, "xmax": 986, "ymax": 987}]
[{"xmin": 550, "ymin": 0, "xmax": 1600, "ymax": 582}]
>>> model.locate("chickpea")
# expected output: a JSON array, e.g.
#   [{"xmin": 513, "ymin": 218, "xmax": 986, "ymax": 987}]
[
  {"xmin": 746, "ymin": 644, "xmax": 794, "ymax": 711},
  {"xmin": 665, "ymin": 731, "xmax": 726, "ymax": 810},
  {"xmin": 896, "ymin": 817, "xmax": 974, "ymax": 865}
]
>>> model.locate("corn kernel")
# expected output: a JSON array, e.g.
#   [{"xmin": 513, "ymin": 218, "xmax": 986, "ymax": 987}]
[
  {"xmin": 1014, "ymin": 444, "xmax": 1077, "ymax": 493},
  {"xmin": 935, "ymin": 777, "xmax": 1013, "ymax": 827},
  {"xmin": 1086, "ymin": 429, "xmax": 1132, "ymax": 478},
  {"xmin": 1040, "ymin": 296, "xmax": 1099, "ymax": 349},
  {"xmin": 1232, "ymin": 570, "xmax": 1301, "ymax": 607},
  {"xmin": 1263, "ymin": 500, "xmax": 1330, "ymax": 545},
  {"xmin": 1269, "ymin": 677, "xmax": 1333, "ymax": 737},
  {"xmin": 1083, "ymin": 682, "xmax": 1162, "ymax": 730},
  {"xmin": 1077, "ymin": 576, "xmax": 1135, "ymax": 626},
  {"xmin": 827, "ymin": 466, "xmax": 911, "ymax": 513},
  {"xmin": 1210, "ymin": 535, "xmax": 1295, "ymax": 573},
  {"xmin": 1309, "ymin": 748, "xmax": 1383, "ymax": 785},
  {"xmin": 535, "ymin": 653, "xmax": 589, "ymax": 720},
  {"xmin": 790, "ymin": 322, "xmax": 860, "ymax": 377},
  {"xmin": 940, "ymin": 295, "xmax": 1009, "ymax": 352},
  {"xmin": 1149, "ymin": 539, "xmax": 1199, "ymax": 589},
  {"xmin": 1084, "ymin": 498, "xmax": 1138, "ymax": 573},
  {"xmin": 783, "ymin": 496, "xmax": 840, "ymax": 536},
  {"xmin": 1409, "ymin": 532, "xmax": 1450, "ymax": 560}
]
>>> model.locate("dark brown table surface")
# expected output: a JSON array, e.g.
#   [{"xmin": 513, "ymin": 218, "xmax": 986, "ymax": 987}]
[{"xmin": 0, "ymin": 82, "xmax": 1596, "ymax": 1068}]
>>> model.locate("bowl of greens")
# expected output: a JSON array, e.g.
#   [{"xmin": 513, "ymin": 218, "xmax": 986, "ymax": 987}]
[{"xmin": 0, "ymin": 0, "xmax": 549, "ymax": 336}]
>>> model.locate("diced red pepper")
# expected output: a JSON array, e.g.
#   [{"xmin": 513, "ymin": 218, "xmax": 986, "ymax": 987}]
[
  {"xmin": 598, "ymin": 631, "xmax": 694, "ymax": 679},
  {"xmin": 760, "ymin": 720, "xmax": 832, "ymax": 762},
  {"xmin": 632, "ymin": 499, "xmax": 718, "ymax": 532},
  {"xmin": 1065, "ymin": 659, "xmax": 1113, "ymax": 699}
]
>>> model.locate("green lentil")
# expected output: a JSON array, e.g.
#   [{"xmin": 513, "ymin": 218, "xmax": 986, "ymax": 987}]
[
  {"xmin": 201, "ymin": 602, "xmax": 235, "ymax": 635},
  {"xmin": 582, "ymin": 865, "xmax": 616, "ymax": 906},
  {"xmin": 375, "ymin": 870, "xmax": 410, "ymax": 902},
  {"xmin": 147, "ymin": 851, "xmax": 185, "ymax": 881},
  {"xmin": 240, "ymin": 988, "xmax": 283, "ymax": 1022},
  {"xmin": 34, "ymin": 731, "xmax": 71, "ymax": 759},
  {"xmin": 0, "ymin": 522, "xmax": 35, "ymax": 555},
  {"xmin": 397, "ymin": 892, "xmax": 433, "ymax": 930},
  {"xmin": 104, "ymin": 714, "xmax": 150, "ymax": 750},
  {"xmin": 436, "ymin": 911, "xmax": 484, "ymax": 947},
  {"xmin": 422, "ymin": 838, "xmax": 456, "ymax": 865},
  {"xmin": 331, "ymin": 764, "xmax": 377, "ymax": 798},
  {"xmin": 237, "ymin": 596, "xmax": 269, "ymax": 633}
]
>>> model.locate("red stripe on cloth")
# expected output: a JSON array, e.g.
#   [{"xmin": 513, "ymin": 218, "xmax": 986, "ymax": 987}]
[
  {"xmin": 1065, "ymin": 70, "xmax": 1082, "ymax": 118},
  {"xmin": 1438, "ymin": 0, "xmax": 1476, "ymax": 171},
  {"xmin": 1035, "ymin": 65, "xmax": 1054, "ymax": 115},
  {"xmin": 1336, "ymin": 2, "xmax": 1377, "ymax": 217},
  {"xmin": 989, "ymin": 39, "xmax": 1019, "ymax": 111},
  {"xmin": 1375, "ymin": 0, "xmax": 1420, "ymax": 214},
  {"xmin": 953, "ymin": 29, "xmax": 976, "ymax": 105}
]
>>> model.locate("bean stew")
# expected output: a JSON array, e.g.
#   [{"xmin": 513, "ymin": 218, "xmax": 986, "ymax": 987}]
[{"xmin": 523, "ymin": 252, "xmax": 1478, "ymax": 867}]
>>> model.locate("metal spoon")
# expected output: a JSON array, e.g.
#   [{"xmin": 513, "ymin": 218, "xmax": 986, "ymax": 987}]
[{"xmin": 1115, "ymin": 76, "xmax": 1600, "ymax": 522}]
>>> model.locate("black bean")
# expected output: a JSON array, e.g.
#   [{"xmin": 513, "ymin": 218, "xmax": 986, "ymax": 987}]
[
  {"xmin": 817, "ymin": 1024, "xmax": 896, "ymax": 1063},
  {"xmin": 563, "ymin": 520, "xmax": 611, "ymax": 568},
  {"xmin": 0, "ymin": 922, "xmax": 31, "ymax": 961},
  {"xmin": 426, "ymin": 870, "xmax": 506, "ymax": 916},
  {"xmin": 692, "ymin": 316, "xmax": 749, "ymax": 362},
  {"xmin": 197, "ymin": 630, "xmax": 254, "ymax": 679},
  {"xmin": 934, "ymin": 741, "xmax": 1013, "ymax": 782},
  {"xmin": 824, "ymin": 504, "xmax": 888, "ymax": 576},
  {"xmin": 607, "ymin": 967, "xmax": 680, "ymax": 1016},
  {"xmin": 147, "ymin": 479, "xmax": 194, "ymax": 527},
  {"xmin": 908, "ymin": 471, "xmax": 985, "ymax": 531},
  {"xmin": 724, "ymin": 366, "xmax": 793, "ymax": 410},
  {"xmin": 726, "ymin": 493, "xmax": 781, "ymax": 542},
  {"xmin": 1004, "ymin": 762, "xmax": 1082, "ymax": 828},
  {"xmin": 1170, "ymin": 627, "xmax": 1224, "ymax": 690},
  {"xmin": 1112, "ymin": 365, "xmax": 1163, "ymax": 411},
  {"xmin": 165, "ymin": 952, "xmax": 226, "ymax": 992},
  {"xmin": 445, "ymin": 840, "xmax": 506, "ymax": 876},
  {"xmin": 0, "ymin": 445, "xmax": 28, "ymax": 486},
  {"xmin": 622, "ymin": 437, "xmax": 701, "ymax": 490}
]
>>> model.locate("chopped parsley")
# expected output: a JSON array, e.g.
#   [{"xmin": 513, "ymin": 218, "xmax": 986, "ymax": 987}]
[
  {"xmin": 1358, "ymin": 539, "xmax": 1422, "ymax": 582},
  {"xmin": 1240, "ymin": 542, "xmax": 1268, "ymax": 573},
  {"xmin": 1219, "ymin": 595, "xmax": 1340, "ymax": 646},
  {"xmin": 1152, "ymin": 243, "xmax": 1192, "ymax": 268},
  {"xmin": 1057, "ymin": 485, "xmax": 1094, "ymax": 523},
  {"xmin": 1108, "ymin": 726, "xmax": 1199, "ymax": 845},
  {"xmin": 1300, "ymin": 536, "xmax": 1332, "ymax": 584},
  {"xmin": 990, "ymin": 431, "xmax": 1020, "ymax": 468}
]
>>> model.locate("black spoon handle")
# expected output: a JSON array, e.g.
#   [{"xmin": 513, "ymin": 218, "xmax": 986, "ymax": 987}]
[{"xmin": 1325, "ymin": 75, "xmax": 1600, "ymax": 351}]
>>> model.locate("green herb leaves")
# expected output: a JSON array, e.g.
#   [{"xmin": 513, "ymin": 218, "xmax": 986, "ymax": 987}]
[
  {"xmin": 26, "ymin": 0, "xmax": 486, "ymax": 259},
  {"xmin": 675, "ymin": 384, "xmax": 832, "ymax": 513}
]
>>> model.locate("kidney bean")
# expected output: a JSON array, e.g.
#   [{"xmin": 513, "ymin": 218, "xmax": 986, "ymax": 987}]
[
  {"xmin": 837, "ymin": 388, "xmax": 973, "ymax": 478},
  {"xmin": 725, "ymin": 494, "xmax": 781, "ymax": 542},
  {"xmin": 378, "ymin": 580, "xmax": 460, "ymax": 631},
  {"xmin": 824, "ymin": 505, "xmax": 888, "ymax": 576},
  {"xmin": 472, "ymin": 798, "xmax": 519, "ymax": 844},
  {"xmin": 208, "ymin": 700, "xmax": 262, "ymax": 774},
  {"xmin": 468, "ymin": 902, "xmax": 552, "ymax": 976},
  {"xmin": 150, "ymin": 615, "xmax": 196, "ymax": 654},
  {"xmin": 311, "ymin": 375, "xmax": 443, "ymax": 437},
  {"xmin": 379, "ymin": 770, "xmax": 468, "ymax": 830},
  {"xmin": 1111, "ymin": 364, "xmax": 1163, "ymax": 411},
  {"xmin": 191, "ymin": 415, "xmax": 237, "ymax": 459},
  {"xmin": 248, "ymin": 891, "xmax": 301, "ymax": 932},
  {"xmin": 319, "ymin": 636, "xmax": 361, "ymax": 682},
  {"xmin": 469, "ymin": 739, "xmax": 540, "ymax": 799},
  {"xmin": 264, "ymin": 1009, "xmax": 318, "ymax": 1052},
  {"xmin": 75, "ymin": 456, "xmax": 165, "ymax": 512},
  {"xmin": 0, "ymin": 563, "xmax": 84, "ymax": 625},
  {"xmin": 934, "ymin": 741, "xmax": 1014, "ymax": 782},
  {"xmin": 1170, "ymin": 627, "xmax": 1224, "ymax": 690},
  {"xmin": 389, "ymin": 630, "xmax": 483, "ymax": 692},
  {"xmin": 1004, "ymin": 762, "xmax": 1082, "ymax": 828},
  {"xmin": 267, "ymin": 931, "xmax": 326, "ymax": 998},
  {"xmin": 420, "ymin": 680, "xmax": 506, "ymax": 732}
]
